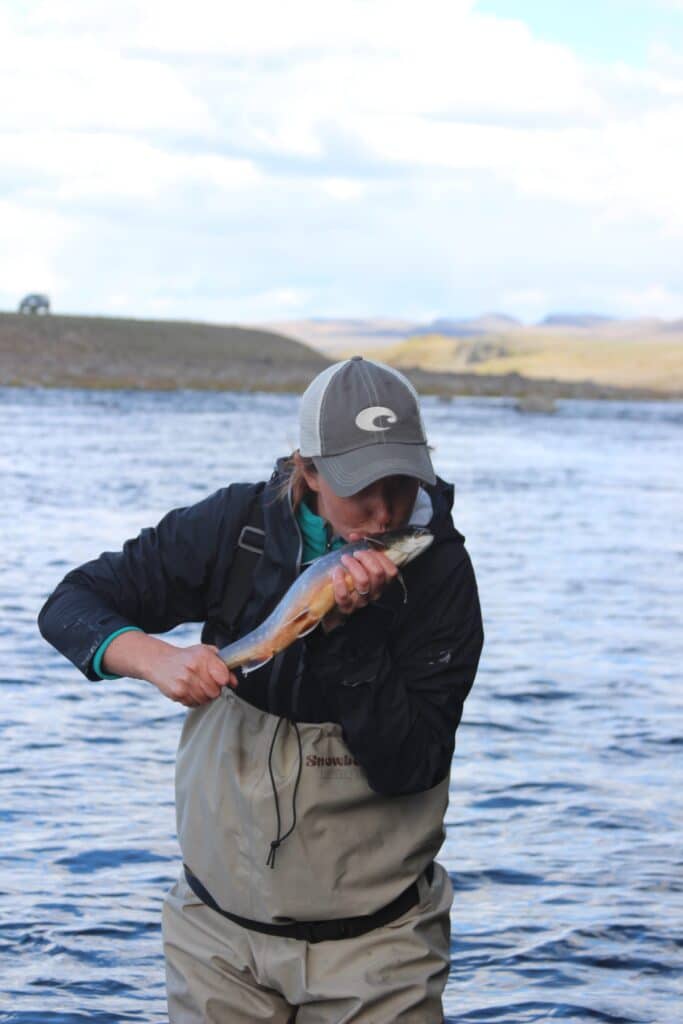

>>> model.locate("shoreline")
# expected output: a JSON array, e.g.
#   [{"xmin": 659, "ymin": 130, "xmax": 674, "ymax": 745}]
[
  {"xmin": 1, "ymin": 312, "xmax": 680, "ymax": 402},
  {"xmin": 1, "ymin": 370, "xmax": 678, "ymax": 403}
]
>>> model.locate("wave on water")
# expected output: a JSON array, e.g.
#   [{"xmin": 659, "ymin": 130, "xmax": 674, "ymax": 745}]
[{"xmin": 2, "ymin": 390, "xmax": 681, "ymax": 1023}]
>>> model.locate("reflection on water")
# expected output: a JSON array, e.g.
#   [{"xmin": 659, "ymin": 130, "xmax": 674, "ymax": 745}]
[{"xmin": 1, "ymin": 388, "xmax": 682, "ymax": 1023}]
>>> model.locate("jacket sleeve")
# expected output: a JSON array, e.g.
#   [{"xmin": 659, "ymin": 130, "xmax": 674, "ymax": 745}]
[
  {"xmin": 304, "ymin": 546, "xmax": 483, "ymax": 795},
  {"xmin": 37, "ymin": 485, "xmax": 252, "ymax": 681}
]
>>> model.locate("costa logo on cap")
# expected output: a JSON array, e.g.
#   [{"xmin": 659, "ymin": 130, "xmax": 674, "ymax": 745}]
[
  {"xmin": 354, "ymin": 406, "xmax": 398, "ymax": 432},
  {"xmin": 299, "ymin": 356, "xmax": 436, "ymax": 498}
]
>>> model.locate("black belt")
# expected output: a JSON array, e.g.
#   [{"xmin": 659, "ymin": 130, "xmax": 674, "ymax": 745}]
[{"xmin": 183, "ymin": 862, "xmax": 434, "ymax": 944}]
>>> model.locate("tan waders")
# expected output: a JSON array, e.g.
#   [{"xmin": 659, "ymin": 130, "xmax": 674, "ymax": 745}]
[
  {"xmin": 163, "ymin": 862, "xmax": 452, "ymax": 1023},
  {"xmin": 167, "ymin": 691, "xmax": 453, "ymax": 1021}
]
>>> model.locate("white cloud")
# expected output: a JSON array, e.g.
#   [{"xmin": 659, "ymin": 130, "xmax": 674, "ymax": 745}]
[
  {"xmin": 2, "ymin": 133, "xmax": 262, "ymax": 203},
  {"xmin": 3, "ymin": 1, "xmax": 680, "ymax": 222},
  {"xmin": 320, "ymin": 178, "xmax": 366, "ymax": 201},
  {"xmin": 253, "ymin": 287, "xmax": 311, "ymax": 311},
  {"xmin": 126, "ymin": 285, "xmax": 314, "ymax": 324},
  {"xmin": 0, "ymin": 15, "xmax": 213, "ymax": 137},
  {"xmin": 499, "ymin": 289, "xmax": 550, "ymax": 322},
  {"xmin": 611, "ymin": 284, "xmax": 683, "ymax": 318},
  {"xmin": 133, "ymin": 0, "xmax": 475, "ymax": 57},
  {"xmin": 1, "ymin": 0, "xmax": 682, "ymax": 319},
  {"xmin": 0, "ymin": 200, "xmax": 72, "ymax": 303}
]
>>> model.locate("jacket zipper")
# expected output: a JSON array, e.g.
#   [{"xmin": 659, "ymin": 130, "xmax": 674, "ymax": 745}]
[{"xmin": 287, "ymin": 481, "xmax": 303, "ymax": 578}]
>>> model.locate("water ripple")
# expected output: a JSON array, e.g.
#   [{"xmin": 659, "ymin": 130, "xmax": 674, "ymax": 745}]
[{"xmin": 1, "ymin": 389, "xmax": 682, "ymax": 1023}]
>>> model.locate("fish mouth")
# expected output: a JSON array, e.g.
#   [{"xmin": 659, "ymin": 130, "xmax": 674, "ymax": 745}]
[
  {"xmin": 368, "ymin": 526, "xmax": 433, "ymax": 546},
  {"xmin": 365, "ymin": 527, "xmax": 434, "ymax": 565}
]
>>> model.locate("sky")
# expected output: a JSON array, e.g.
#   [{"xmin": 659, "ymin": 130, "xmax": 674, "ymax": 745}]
[{"xmin": 1, "ymin": 0, "xmax": 683, "ymax": 325}]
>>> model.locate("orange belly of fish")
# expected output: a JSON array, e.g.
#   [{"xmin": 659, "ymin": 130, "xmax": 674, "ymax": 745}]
[{"xmin": 244, "ymin": 572, "xmax": 355, "ymax": 665}]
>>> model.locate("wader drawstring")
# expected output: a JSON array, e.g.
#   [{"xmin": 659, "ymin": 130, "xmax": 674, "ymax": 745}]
[{"xmin": 265, "ymin": 717, "xmax": 303, "ymax": 869}]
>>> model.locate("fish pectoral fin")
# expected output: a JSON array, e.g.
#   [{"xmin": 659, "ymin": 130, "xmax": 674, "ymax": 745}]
[
  {"xmin": 280, "ymin": 607, "xmax": 323, "ymax": 639},
  {"xmin": 282, "ymin": 607, "xmax": 316, "ymax": 628},
  {"xmin": 297, "ymin": 619, "xmax": 322, "ymax": 638}
]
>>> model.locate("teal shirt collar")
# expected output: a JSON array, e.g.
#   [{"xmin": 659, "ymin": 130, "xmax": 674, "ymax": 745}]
[
  {"xmin": 297, "ymin": 498, "xmax": 346, "ymax": 564},
  {"xmin": 296, "ymin": 486, "xmax": 433, "ymax": 563}
]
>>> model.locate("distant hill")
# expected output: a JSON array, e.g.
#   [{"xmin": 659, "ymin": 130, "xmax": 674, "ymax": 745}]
[
  {"xmin": 539, "ymin": 313, "xmax": 616, "ymax": 328},
  {"xmin": 265, "ymin": 314, "xmax": 683, "ymax": 396},
  {"xmin": 0, "ymin": 313, "xmax": 328, "ymax": 390},
  {"xmin": 266, "ymin": 317, "xmax": 420, "ymax": 356},
  {"xmin": 267, "ymin": 313, "xmax": 523, "ymax": 352},
  {"xmin": 369, "ymin": 328, "xmax": 683, "ymax": 395},
  {"xmin": 661, "ymin": 319, "xmax": 683, "ymax": 333},
  {"xmin": 428, "ymin": 314, "xmax": 521, "ymax": 336},
  {"xmin": 267, "ymin": 312, "xmax": 683, "ymax": 355},
  {"xmin": 2, "ymin": 310, "xmax": 679, "ymax": 400}
]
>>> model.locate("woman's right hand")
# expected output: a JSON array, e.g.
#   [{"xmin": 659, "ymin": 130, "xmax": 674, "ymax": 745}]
[
  {"xmin": 102, "ymin": 632, "xmax": 237, "ymax": 707},
  {"xmin": 148, "ymin": 643, "xmax": 237, "ymax": 707}
]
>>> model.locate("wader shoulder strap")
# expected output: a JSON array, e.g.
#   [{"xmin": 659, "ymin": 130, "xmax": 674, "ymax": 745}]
[{"xmin": 220, "ymin": 484, "xmax": 266, "ymax": 638}]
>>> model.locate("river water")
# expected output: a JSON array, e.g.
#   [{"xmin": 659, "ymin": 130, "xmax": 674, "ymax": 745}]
[{"xmin": 1, "ymin": 387, "xmax": 681, "ymax": 1023}]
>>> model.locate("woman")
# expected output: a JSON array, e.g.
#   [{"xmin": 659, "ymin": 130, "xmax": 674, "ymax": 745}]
[{"xmin": 38, "ymin": 356, "xmax": 484, "ymax": 1023}]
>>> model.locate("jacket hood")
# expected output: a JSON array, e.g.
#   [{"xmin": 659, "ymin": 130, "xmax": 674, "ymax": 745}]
[{"xmin": 424, "ymin": 476, "xmax": 464, "ymax": 544}]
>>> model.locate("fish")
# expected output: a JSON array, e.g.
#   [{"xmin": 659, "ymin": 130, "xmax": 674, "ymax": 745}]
[{"xmin": 218, "ymin": 526, "xmax": 433, "ymax": 674}]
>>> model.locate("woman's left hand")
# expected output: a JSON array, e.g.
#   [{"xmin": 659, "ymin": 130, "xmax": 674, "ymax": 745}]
[{"xmin": 323, "ymin": 532, "xmax": 398, "ymax": 631}]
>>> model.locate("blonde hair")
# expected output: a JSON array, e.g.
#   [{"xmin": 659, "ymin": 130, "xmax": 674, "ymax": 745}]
[{"xmin": 277, "ymin": 451, "xmax": 317, "ymax": 512}]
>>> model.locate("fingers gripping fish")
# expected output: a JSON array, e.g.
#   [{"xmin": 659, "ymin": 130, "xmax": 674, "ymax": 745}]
[{"xmin": 218, "ymin": 527, "xmax": 433, "ymax": 675}]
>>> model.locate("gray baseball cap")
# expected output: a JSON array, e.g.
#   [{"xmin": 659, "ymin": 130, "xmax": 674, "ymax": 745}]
[{"xmin": 299, "ymin": 356, "xmax": 436, "ymax": 497}]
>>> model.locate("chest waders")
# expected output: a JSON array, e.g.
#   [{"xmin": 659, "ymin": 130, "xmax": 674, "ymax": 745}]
[{"xmin": 178, "ymin": 491, "xmax": 449, "ymax": 938}]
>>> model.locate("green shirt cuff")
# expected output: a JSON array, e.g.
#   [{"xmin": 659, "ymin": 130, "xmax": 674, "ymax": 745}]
[{"xmin": 92, "ymin": 626, "xmax": 143, "ymax": 680}]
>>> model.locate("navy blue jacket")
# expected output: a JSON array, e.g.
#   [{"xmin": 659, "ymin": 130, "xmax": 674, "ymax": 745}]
[{"xmin": 38, "ymin": 462, "xmax": 484, "ymax": 795}]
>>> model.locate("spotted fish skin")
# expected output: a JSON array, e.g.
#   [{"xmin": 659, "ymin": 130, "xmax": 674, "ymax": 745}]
[{"xmin": 218, "ymin": 527, "xmax": 433, "ymax": 674}]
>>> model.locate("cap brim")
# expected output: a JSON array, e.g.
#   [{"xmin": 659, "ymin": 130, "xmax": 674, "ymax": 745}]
[{"xmin": 313, "ymin": 443, "xmax": 436, "ymax": 498}]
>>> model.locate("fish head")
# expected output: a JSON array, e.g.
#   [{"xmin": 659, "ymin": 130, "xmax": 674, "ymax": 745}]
[{"xmin": 368, "ymin": 526, "xmax": 434, "ymax": 567}]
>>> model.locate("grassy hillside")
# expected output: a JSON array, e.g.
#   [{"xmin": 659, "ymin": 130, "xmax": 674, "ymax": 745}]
[
  {"xmin": 0, "ymin": 313, "xmax": 328, "ymax": 391},
  {"xmin": 1, "ymin": 312, "xmax": 678, "ymax": 400},
  {"xmin": 370, "ymin": 329, "xmax": 683, "ymax": 394}
]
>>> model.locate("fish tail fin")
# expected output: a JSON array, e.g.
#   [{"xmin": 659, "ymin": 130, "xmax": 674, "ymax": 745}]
[
  {"xmin": 219, "ymin": 638, "xmax": 271, "ymax": 673},
  {"xmin": 241, "ymin": 655, "xmax": 274, "ymax": 675}
]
